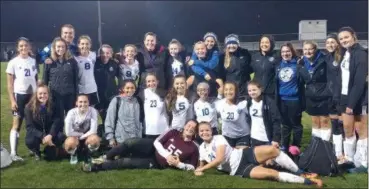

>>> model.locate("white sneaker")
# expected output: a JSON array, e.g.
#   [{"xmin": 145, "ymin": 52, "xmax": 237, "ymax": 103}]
[{"xmin": 10, "ymin": 154, "xmax": 24, "ymax": 162}]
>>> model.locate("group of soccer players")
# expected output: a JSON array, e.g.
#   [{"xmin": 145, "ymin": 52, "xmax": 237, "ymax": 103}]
[{"xmin": 5, "ymin": 23, "xmax": 368, "ymax": 187}]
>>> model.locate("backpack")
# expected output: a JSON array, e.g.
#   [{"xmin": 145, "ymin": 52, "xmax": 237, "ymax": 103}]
[
  {"xmin": 298, "ymin": 136, "xmax": 342, "ymax": 177},
  {"xmin": 1, "ymin": 144, "xmax": 12, "ymax": 169}
]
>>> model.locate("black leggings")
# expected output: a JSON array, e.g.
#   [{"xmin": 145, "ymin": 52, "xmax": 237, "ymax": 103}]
[
  {"xmin": 52, "ymin": 91, "xmax": 75, "ymax": 119},
  {"xmin": 280, "ymin": 100, "xmax": 303, "ymax": 148},
  {"xmin": 100, "ymin": 138, "xmax": 160, "ymax": 170}
]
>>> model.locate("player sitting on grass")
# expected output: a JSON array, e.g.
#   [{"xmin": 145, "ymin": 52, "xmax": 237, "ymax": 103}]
[
  {"xmin": 81, "ymin": 120, "xmax": 199, "ymax": 172},
  {"xmin": 194, "ymin": 122, "xmax": 323, "ymax": 188}
]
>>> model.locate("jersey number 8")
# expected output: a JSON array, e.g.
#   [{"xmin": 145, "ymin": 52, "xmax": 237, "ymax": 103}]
[{"xmin": 85, "ymin": 63, "xmax": 91, "ymax": 70}]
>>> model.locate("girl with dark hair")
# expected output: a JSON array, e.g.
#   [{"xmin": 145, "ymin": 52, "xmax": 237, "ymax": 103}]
[
  {"xmin": 166, "ymin": 75, "xmax": 195, "ymax": 131},
  {"xmin": 299, "ymin": 41, "xmax": 331, "ymax": 141},
  {"xmin": 139, "ymin": 73, "xmax": 169, "ymax": 139},
  {"xmin": 275, "ymin": 43, "xmax": 306, "ymax": 151},
  {"xmin": 250, "ymin": 35, "xmax": 280, "ymax": 100},
  {"xmin": 325, "ymin": 33, "xmax": 345, "ymax": 158},
  {"xmin": 337, "ymin": 27, "xmax": 367, "ymax": 170},
  {"xmin": 6, "ymin": 37, "xmax": 38, "ymax": 161},
  {"xmin": 136, "ymin": 32, "xmax": 167, "ymax": 92},
  {"xmin": 64, "ymin": 94, "xmax": 101, "ymax": 165},
  {"xmin": 166, "ymin": 39, "xmax": 188, "ymax": 88},
  {"xmin": 104, "ymin": 80, "xmax": 143, "ymax": 147},
  {"xmin": 218, "ymin": 34, "xmax": 252, "ymax": 98},
  {"xmin": 215, "ymin": 82, "xmax": 250, "ymax": 149},
  {"xmin": 195, "ymin": 122, "xmax": 322, "ymax": 187},
  {"xmin": 246, "ymin": 80, "xmax": 281, "ymax": 148},
  {"xmin": 82, "ymin": 120, "xmax": 199, "ymax": 172},
  {"xmin": 25, "ymin": 83, "xmax": 65, "ymax": 161}
]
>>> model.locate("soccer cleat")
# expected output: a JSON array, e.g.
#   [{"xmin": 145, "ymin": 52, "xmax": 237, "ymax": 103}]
[
  {"xmin": 300, "ymin": 173, "xmax": 318, "ymax": 179},
  {"xmin": 29, "ymin": 150, "xmax": 35, "ymax": 157},
  {"xmin": 70, "ymin": 154, "xmax": 78, "ymax": 165},
  {"xmin": 309, "ymin": 178, "xmax": 323, "ymax": 188},
  {"xmin": 92, "ymin": 155, "xmax": 106, "ymax": 164},
  {"xmin": 81, "ymin": 162, "xmax": 92, "ymax": 172},
  {"xmin": 10, "ymin": 154, "xmax": 24, "ymax": 162},
  {"xmin": 34, "ymin": 154, "xmax": 41, "ymax": 161}
]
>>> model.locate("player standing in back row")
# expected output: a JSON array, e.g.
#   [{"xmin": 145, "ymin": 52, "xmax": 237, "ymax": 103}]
[
  {"xmin": 6, "ymin": 37, "xmax": 38, "ymax": 161},
  {"xmin": 74, "ymin": 35, "xmax": 99, "ymax": 106}
]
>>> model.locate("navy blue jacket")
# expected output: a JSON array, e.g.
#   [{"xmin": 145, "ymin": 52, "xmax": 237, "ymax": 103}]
[
  {"xmin": 298, "ymin": 51, "xmax": 330, "ymax": 100},
  {"xmin": 39, "ymin": 42, "xmax": 78, "ymax": 63}
]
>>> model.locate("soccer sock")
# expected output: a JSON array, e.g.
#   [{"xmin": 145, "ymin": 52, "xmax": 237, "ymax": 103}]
[
  {"xmin": 66, "ymin": 147, "xmax": 77, "ymax": 155},
  {"xmin": 277, "ymin": 172, "xmax": 305, "ymax": 184},
  {"xmin": 354, "ymin": 138, "xmax": 368, "ymax": 168},
  {"xmin": 343, "ymin": 135, "xmax": 357, "ymax": 161},
  {"xmin": 9, "ymin": 129, "xmax": 18, "ymax": 155},
  {"xmin": 332, "ymin": 134, "xmax": 343, "ymax": 157},
  {"xmin": 320, "ymin": 128, "xmax": 332, "ymax": 141},
  {"xmin": 312, "ymin": 128, "xmax": 321, "ymax": 138},
  {"xmin": 274, "ymin": 151, "xmax": 299, "ymax": 173}
]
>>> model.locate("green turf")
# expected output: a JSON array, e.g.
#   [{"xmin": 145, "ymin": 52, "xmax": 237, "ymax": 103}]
[{"xmin": 0, "ymin": 62, "xmax": 367, "ymax": 188}]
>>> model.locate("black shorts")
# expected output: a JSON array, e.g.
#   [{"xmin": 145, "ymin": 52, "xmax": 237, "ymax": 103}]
[
  {"xmin": 12, "ymin": 93, "xmax": 32, "ymax": 118},
  {"xmin": 339, "ymin": 95, "xmax": 366, "ymax": 116},
  {"xmin": 250, "ymin": 138, "xmax": 270, "ymax": 147},
  {"xmin": 328, "ymin": 98, "xmax": 339, "ymax": 115},
  {"xmin": 84, "ymin": 92, "xmax": 100, "ymax": 106},
  {"xmin": 234, "ymin": 147, "xmax": 259, "ymax": 178},
  {"xmin": 305, "ymin": 97, "xmax": 329, "ymax": 116},
  {"xmin": 224, "ymin": 135, "xmax": 250, "ymax": 147}
]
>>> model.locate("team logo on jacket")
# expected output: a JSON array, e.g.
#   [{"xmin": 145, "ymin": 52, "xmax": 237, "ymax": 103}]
[
  {"xmin": 268, "ymin": 57, "xmax": 274, "ymax": 62},
  {"xmin": 109, "ymin": 67, "xmax": 114, "ymax": 72},
  {"xmin": 333, "ymin": 61, "xmax": 339, "ymax": 67},
  {"xmin": 279, "ymin": 67, "xmax": 294, "ymax": 82}
]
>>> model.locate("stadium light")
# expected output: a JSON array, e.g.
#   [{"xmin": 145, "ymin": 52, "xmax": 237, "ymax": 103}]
[{"xmin": 97, "ymin": 0, "xmax": 102, "ymax": 47}]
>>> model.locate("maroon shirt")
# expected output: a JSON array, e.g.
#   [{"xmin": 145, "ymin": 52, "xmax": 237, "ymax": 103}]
[{"xmin": 155, "ymin": 129, "xmax": 199, "ymax": 168}]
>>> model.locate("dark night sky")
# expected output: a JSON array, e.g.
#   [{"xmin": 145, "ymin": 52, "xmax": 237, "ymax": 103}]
[{"xmin": 1, "ymin": 1, "xmax": 368, "ymax": 49}]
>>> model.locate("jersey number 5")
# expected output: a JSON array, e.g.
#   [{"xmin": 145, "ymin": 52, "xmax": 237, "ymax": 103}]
[
  {"xmin": 167, "ymin": 144, "xmax": 182, "ymax": 156},
  {"xmin": 178, "ymin": 102, "xmax": 186, "ymax": 110}
]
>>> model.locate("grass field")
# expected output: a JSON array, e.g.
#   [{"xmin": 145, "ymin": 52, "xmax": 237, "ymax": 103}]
[{"xmin": 0, "ymin": 62, "xmax": 367, "ymax": 188}]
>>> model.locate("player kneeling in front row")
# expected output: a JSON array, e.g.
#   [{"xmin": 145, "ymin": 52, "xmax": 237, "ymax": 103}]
[
  {"xmin": 194, "ymin": 122, "xmax": 323, "ymax": 188},
  {"xmin": 64, "ymin": 94, "xmax": 101, "ymax": 164},
  {"xmin": 81, "ymin": 120, "xmax": 199, "ymax": 172}
]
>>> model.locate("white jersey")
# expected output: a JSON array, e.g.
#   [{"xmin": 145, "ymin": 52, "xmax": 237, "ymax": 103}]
[
  {"xmin": 215, "ymin": 99, "xmax": 250, "ymax": 138},
  {"xmin": 5, "ymin": 56, "xmax": 37, "ymax": 94},
  {"xmin": 64, "ymin": 107, "xmax": 98, "ymax": 140},
  {"xmin": 171, "ymin": 58, "xmax": 184, "ymax": 77},
  {"xmin": 199, "ymin": 135, "xmax": 242, "ymax": 175},
  {"xmin": 194, "ymin": 99, "xmax": 218, "ymax": 128},
  {"xmin": 119, "ymin": 60, "xmax": 140, "ymax": 81},
  {"xmin": 250, "ymin": 99, "xmax": 268, "ymax": 142},
  {"xmin": 143, "ymin": 88, "xmax": 169, "ymax": 135},
  {"xmin": 75, "ymin": 51, "xmax": 97, "ymax": 94},
  {"xmin": 171, "ymin": 96, "xmax": 193, "ymax": 130},
  {"xmin": 340, "ymin": 51, "xmax": 350, "ymax": 95}
]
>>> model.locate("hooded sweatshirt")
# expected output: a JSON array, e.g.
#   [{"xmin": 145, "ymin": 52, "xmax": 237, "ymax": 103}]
[{"xmin": 277, "ymin": 59, "xmax": 299, "ymax": 100}]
